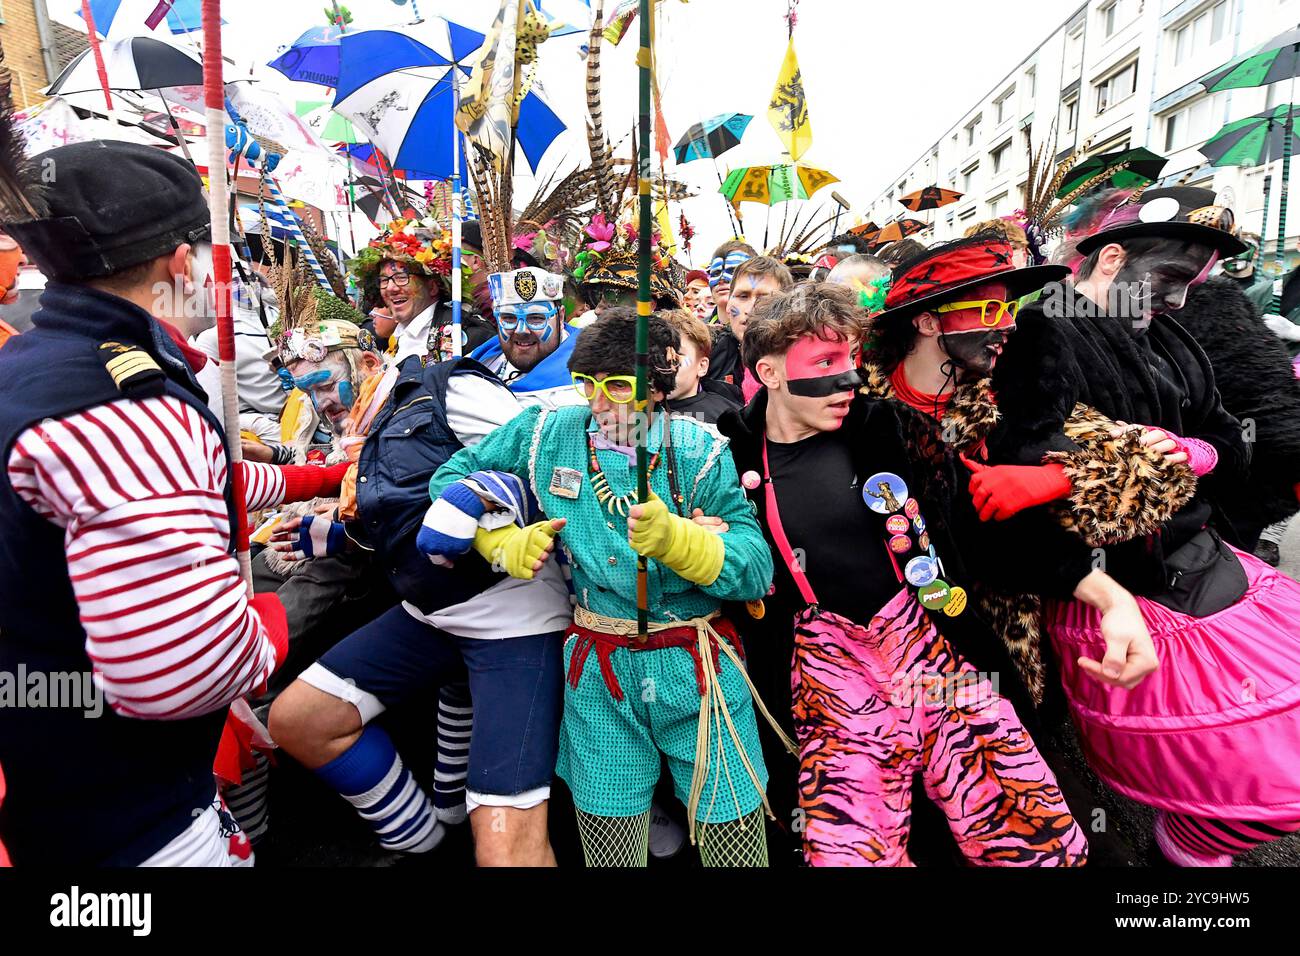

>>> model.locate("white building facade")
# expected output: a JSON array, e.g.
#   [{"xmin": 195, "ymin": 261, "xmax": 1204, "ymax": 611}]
[{"xmin": 865, "ymin": 0, "xmax": 1300, "ymax": 267}]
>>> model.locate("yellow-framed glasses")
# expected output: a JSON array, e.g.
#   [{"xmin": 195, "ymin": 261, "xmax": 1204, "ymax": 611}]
[
  {"xmin": 572, "ymin": 372, "xmax": 638, "ymax": 404},
  {"xmin": 934, "ymin": 298, "xmax": 1020, "ymax": 327}
]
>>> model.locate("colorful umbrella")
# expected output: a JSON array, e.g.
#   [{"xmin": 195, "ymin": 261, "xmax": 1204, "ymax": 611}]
[
  {"xmin": 1198, "ymin": 27, "xmax": 1300, "ymax": 92},
  {"xmin": 269, "ymin": 26, "xmax": 343, "ymax": 88},
  {"xmin": 1055, "ymin": 147, "xmax": 1167, "ymax": 198},
  {"xmin": 719, "ymin": 163, "xmax": 838, "ymax": 206},
  {"xmin": 848, "ymin": 220, "xmax": 880, "ymax": 238},
  {"xmin": 673, "ymin": 112, "xmax": 752, "ymax": 163},
  {"xmin": 898, "ymin": 186, "xmax": 962, "ymax": 212},
  {"xmin": 298, "ymin": 100, "xmax": 361, "ymax": 144},
  {"xmin": 871, "ymin": 218, "xmax": 928, "ymax": 245},
  {"xmin": 338, "ymin": 143, "xmax": 440, "ymax": 181},
  {"xmin": 332, "ymin": 19, "xmax": 565, "ymax": 181},
  {"xmin": 1200, "ymin": 104, "xmax": 1300, "ymax": 167}
]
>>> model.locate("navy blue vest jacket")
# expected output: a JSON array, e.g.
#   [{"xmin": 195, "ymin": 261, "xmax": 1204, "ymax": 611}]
[
  {"xmin": 355, "ymin": 354, "xmax": 504, "ymax": 614},
  {"xmin": 0, "ymin": 283, "xmax": 238, "ymax": 866}
]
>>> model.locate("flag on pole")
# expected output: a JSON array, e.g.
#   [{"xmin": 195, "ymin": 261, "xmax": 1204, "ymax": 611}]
[{"xmin": 768, "ymin": 37, "xmax": 811, "ymax": 161}]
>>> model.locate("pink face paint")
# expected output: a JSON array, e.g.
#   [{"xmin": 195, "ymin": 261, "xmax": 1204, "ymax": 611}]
[
  {"xmin": 1191, "ymin": 250, "xmax": 1220, "ymax": 289},
  {"xmin": 785, "ymin": 333, "xmax": 862, "ymax": 398}
]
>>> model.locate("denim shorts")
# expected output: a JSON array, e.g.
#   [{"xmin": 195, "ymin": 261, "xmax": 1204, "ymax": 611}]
[{"xmin": 314, "ymin": 604, "xmax": 563, "ymax": 800}]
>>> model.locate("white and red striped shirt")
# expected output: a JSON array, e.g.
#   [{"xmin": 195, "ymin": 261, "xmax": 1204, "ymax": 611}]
[{"xmin": 6, "ymin": 395, "xmax": 290, "ymax": 720}]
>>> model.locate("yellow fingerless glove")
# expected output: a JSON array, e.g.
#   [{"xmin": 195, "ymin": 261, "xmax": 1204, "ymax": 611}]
[
  {"xmin": 628, "ymin": 493, "xmax": 725, "ymax": 586},
  {"xmin": 472, "ymin": 521, "xmax": 560, "ymax": 580}
]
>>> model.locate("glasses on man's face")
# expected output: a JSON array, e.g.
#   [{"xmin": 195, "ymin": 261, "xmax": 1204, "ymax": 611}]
[
  {"xmin": 497, "ymin": 302, "xmax": 557, "ymax": 334},
  {"xmin": 572, "ymin": 372, "xmax": 637, "ymax": 404},
  {"xmin": 378, "ymin": 271, "xmax": 413, "ymax": 289},
  {"xmin": 934, "ymin": 298, "xmax": 1020, "ymax": 327}
]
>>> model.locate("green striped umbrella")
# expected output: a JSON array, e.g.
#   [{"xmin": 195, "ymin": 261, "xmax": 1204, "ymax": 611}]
[
  {"xmin": 1200, "ymin": 104, "xmax": 1300, "ymax": 166},
  {"xmin": 1198, "ymin": 27, "xmax": 1300, "ymax": 305},
  {"xmin": 1198, "ymin": 28, "xmax": 1300, "ymax": 92},
  {"xmin": 719, "ymin": 163, "xmax": 839, "ymax": 206}
]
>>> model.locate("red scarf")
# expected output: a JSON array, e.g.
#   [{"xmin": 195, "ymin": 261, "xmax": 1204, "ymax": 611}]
[{"xmin": 889, "ymin": 365, "xmax": 951, "ymax": 421}]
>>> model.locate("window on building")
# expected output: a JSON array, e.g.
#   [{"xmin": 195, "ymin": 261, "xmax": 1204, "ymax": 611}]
[
  {"xmin": 1066, "ymin": 25, "xmax": 1084, "ymax": 67},
  {"xmin": 1172, "ymin": 1, "xmax": 1229, "ymax": 67},
  {"xmin": 1062, "ymin": 94, "xmax": 1079, "ymax": 133},
  {"xmin": 1096, "ymin": 60, "xmax": 1138, "ymax": 114},
  {"xmin": 994, "ymin": 87, "xmax": 1015, "ymax": 125},
  {"xmin": 958, "ymin": 206, "xmax": 978, "ymax": 222},
  {"xmin": 965, "ymin": 115, "xmax": 983, "ymax": 147},
  {"xmin": 1163, "ymin": 92, "xmax": 1225, "ymax": 151},
  {"xmin": 1101, "ymin": 0, "xmax": 1125, "ymax": 38},
  {"xmin": 962, "ymin": 162, "xmax": 979, "ymax": 193},
  {"xmin": 990, "ymin": 140, "xmax": 1011, "ymax": 174},
  {"xmin": 1025, "ymin": 67, "xmax": 1036, "ymax": 99},
  {"xmin": 987, "ymin": 192, "xmax": 1009, "ymax": 218}
]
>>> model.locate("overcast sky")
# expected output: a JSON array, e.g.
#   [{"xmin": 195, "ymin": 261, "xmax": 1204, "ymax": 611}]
[{"xmin": 53, "ymin": 0, "xmax": 1084, "ymax": 261}]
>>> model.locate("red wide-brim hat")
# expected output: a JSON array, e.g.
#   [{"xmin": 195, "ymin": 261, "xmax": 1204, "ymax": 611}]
[{"xmin": 872, "ymin": 237, "xmax": 1069, "ymax": 324}]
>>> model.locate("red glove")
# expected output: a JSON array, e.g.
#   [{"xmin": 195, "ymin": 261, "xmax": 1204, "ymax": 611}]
[
  {"xmin": 962, "ymin": 457, "xmax": 1071, "ymax": 522},
  {"xmin": 278, "ymin": 460, "xmax": 352, "ymax": 503},
  {"xmin": 248, "ymin": 592, "xmax": 289, "ymax": 669}
]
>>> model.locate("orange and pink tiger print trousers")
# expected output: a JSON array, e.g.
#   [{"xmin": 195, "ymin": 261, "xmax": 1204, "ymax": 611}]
[{"xmin": 791, "ymin": 589, "xmax": 1088, "ymax": 867}]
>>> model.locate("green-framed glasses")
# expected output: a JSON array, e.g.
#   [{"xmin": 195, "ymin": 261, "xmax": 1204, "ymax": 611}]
[{"xmin": 572, "ymin": 372, "xmax": 638, "ymax": 404}]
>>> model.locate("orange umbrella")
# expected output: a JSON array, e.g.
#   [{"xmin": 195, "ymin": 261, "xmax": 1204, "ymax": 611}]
[
  {"xmin": 848, "ymin": 220, "xmax": 880, "ymax": 238},
  {"xmin": 898, "ymin": 185, "xmax": 963, "ymax": 212},
  {"xmin": 872, "ymin": 218, "xmax": 928, "ymax": 244}
]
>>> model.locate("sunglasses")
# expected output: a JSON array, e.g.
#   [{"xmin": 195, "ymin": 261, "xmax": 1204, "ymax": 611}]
[
  {"xmin": 496, "ymin": 301, "xmax": 558, "ymax": 334},
  {"xmin": 934, "ymin": 298, "xmax": 1020, "ymax": 327},
  {"xmin": 572, "ymin": 372, "xmax": 638, "ymax": 404}
]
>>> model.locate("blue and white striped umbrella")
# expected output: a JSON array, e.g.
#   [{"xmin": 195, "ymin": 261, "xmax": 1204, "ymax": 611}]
[{"xmin": 331, "ymin": 18, "xmax": 565, "ymax": 182}]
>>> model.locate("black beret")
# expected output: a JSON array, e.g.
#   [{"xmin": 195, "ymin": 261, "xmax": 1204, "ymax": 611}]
[{"xmin": 3, "ymin": 140, "xmax": 210, "ymax": 281}]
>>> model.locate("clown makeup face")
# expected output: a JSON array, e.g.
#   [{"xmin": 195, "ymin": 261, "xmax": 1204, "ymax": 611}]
[
  {"xmin": 497, "ymin": 299, "xmax": 564, "ymax": 372},
  {"xmin": 1113, "ymin": 241, "xmax": 1217, "ymax": 327},
  {"xmin": 728, "ymin": 273, "xmax": 784, "ymax": 340},
  {"xmin": 927, "ymin": 280, "xmax": 1015, "ymax": 376},
  {"xmin": 684, "ymin": 279, "xmax": 713, "ymax": 320},
  {"xmin": 378, "ymin": 260, "xmax": 436, "ymax": 327},
  {"xmin": 286, "ymin": 351, "xmax": 378, "ymax": 434},
  {"xmin": 764, "ymin": 332, "xmax": 862, "ymax": 435}
]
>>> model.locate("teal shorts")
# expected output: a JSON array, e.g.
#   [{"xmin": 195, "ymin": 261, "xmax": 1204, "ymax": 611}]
[{"xmin": 555, "ymin": 632, "xmax": 769, "ymax": 822}]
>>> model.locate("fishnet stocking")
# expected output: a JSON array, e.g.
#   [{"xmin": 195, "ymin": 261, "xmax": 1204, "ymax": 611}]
[
  {"xmin": 697, "ymin": 809, "xmax": 769, "ymax": 867},
  {"xmin": 575, "ymin": 810, "xmax": 651, "ymax": 867}
]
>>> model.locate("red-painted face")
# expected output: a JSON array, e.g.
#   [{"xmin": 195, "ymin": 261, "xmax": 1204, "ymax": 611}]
[{"xmin": 779, "ymin": 333, "xmax": 862, "ymax": 431}]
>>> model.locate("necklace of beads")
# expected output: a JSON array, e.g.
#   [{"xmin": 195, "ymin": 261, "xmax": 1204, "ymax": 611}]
[{"xmin": 586, "ymin": 433, "xmax": 661, "ymax": 516}]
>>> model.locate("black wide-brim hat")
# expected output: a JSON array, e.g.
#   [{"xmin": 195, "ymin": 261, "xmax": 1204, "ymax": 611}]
[
  {"xmin": 2, "ymin": 140, "xmax": 209, "ymax": 282},
  {"xmin": 1074, "ymin": 186, "xmax": 1247, "ymax": 258},
  {"xmin": 872, "ymin": 235, "xmax": 1068, "ymax": 324}
]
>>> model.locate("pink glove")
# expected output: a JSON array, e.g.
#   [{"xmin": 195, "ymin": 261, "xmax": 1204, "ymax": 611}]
[{"xmin": 1162, "ymin": 430, "xmax": 1219, "ymax": 477}]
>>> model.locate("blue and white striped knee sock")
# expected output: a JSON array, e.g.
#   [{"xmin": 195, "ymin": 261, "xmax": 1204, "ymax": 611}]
[
  {"xmin": 433, "ymin": 684, "xmax": 472, "ymax": 825},
  {"xmin": 314, "ymin": 725, "xmax": 443, "ymax": 853}
]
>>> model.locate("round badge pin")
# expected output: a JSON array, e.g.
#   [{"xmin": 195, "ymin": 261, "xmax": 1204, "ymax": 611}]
[
  {"xmin": 913, "ymin": 515, "xmax": 926, "ymax": 533},
  {"xmin": 886, "ymin": 515, "xmax": 909, "ymax": 535},
  {"xmin": 904, "ymin": 498, "xmax": 920, "ymax": 520},
  {"xmin": 888, "ymin": 534, "xmax": 911, "ymax": 553},
  {"xmin": 918, "ymin": 532, "xmax": 930, "ymax": 550},
  {"xmin": 918, "ymin": 580, "xmax": 952, "ymax": 611},
  {"xmin": 942, "ymin": 586, "xmax": 969, "ymax": 617},
  {"xmin": 863, "ymin": 472, "xmax": 908, "ymax": 514},
  {"xmin": 904, "ymin": 555, "xmax": 938, "ymax": 587}
]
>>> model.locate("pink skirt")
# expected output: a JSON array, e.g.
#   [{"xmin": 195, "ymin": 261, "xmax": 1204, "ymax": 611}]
[{"xmin": 1046, "ymin": 547, "xmax": 1300, "ymax": 821}]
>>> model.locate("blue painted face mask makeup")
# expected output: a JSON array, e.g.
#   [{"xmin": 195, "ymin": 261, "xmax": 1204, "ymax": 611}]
[
  {"xmin": 496, "ymin": 301, "xmax": 558, "ymax": 341},
  {"xmin": 707, "ymin": 251, "xmax": 752, "ymax": 290}
]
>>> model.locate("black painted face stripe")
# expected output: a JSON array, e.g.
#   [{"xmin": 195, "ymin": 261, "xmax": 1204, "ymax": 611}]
[{"xmin": 786, "ymin": 369, "xmax": 864, "ymax": 397}]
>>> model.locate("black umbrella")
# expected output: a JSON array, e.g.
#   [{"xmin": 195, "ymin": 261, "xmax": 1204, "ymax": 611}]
[{"xmin": 1055, "ymin": 147, "xmax": 1167, "ymax": 198}]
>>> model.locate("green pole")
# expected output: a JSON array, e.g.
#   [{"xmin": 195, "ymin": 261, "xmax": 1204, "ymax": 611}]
[{"xmin": 635, "ymin": 0, "xmax": 652, "ymax": 641}]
